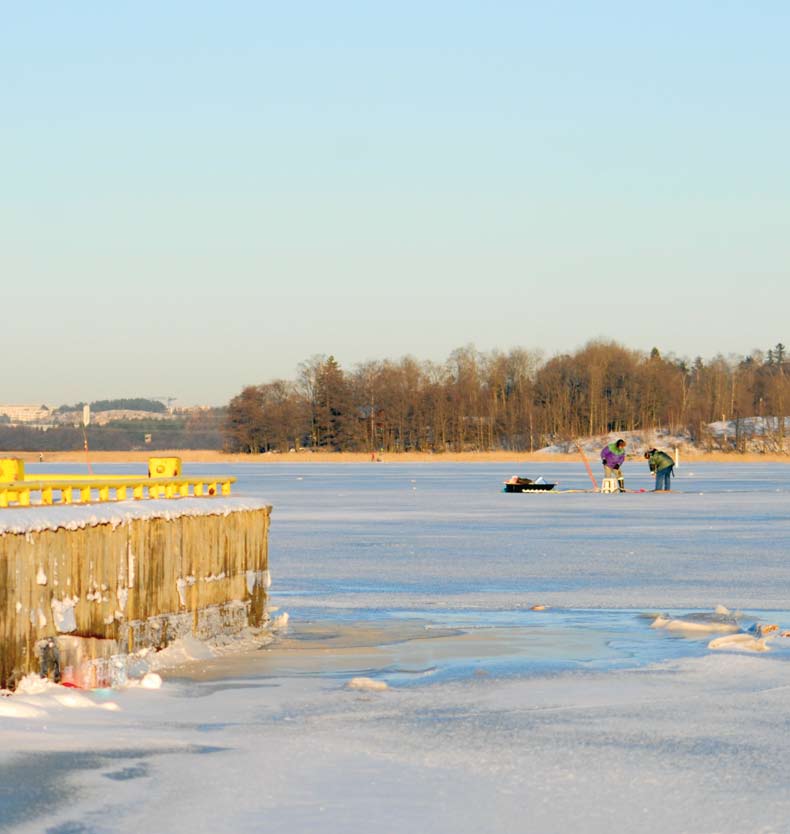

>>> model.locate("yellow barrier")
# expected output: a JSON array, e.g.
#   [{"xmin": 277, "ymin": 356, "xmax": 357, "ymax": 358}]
[
  {"xmin": 0, "ymin": 458, "xmax": 24, "ymax": 482},
  {"xmin": 0, "ymin": 477, "xmax": 235, "ymax": 508},
  {"xmin": 0, "ymin": 457, "xmax": 235, "ymax": 508}
]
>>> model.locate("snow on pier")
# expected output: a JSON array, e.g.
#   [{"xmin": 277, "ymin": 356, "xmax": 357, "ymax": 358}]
[{"xmin": 0, "ymin": 496, "xmax": 272, "ymax": 690}]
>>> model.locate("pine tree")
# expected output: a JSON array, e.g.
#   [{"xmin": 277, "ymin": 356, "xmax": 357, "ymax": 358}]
[{"xmin": 314, "ymin": 356, "xmax": 353, "ymax": 450}]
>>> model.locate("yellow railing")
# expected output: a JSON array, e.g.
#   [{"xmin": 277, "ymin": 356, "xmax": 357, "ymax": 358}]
[
  {"xmin": 0, "ymin": 477, "xmax": 235, "ymax": 508},
  {"xmin": 0, "ymin": 457, "xmax": 235, "ymax": 508}
]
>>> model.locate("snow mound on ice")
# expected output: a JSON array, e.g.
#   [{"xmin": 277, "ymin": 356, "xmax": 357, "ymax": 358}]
[
  {"xmin": 14, "ymin": 673, "xmax": 57, "ymax": 695},
  {"xmin": 709, "ymin": 623, "xmax": 781, "ymax": 652},
  {"xmin": 271, "ymin": 612, "xmax": 289, "ymax": 630},
  {"xmin": 708, "ymin": 633, "xmax": 771, "ymax": 652},
  {"xmin": 141, "ymin": 672, "xmax": 163, "ymax": 689},
  {"xmin": 347, "ymin": 677, "xmax": 388, "ymax": 692},
  {"xmin": 651, "ymin": 605, "xmax": 741, "ymax": 634},
  {"xmin": 52, "ymin": 692, "xmax": 120, "ymax": 711},
  {"xmin": 0, "ymin": 699, "xmax": 45, "ymax": 719},
  {"xmin": 149, "ymin": 634, "xmax": 215, "ymax": 669}
]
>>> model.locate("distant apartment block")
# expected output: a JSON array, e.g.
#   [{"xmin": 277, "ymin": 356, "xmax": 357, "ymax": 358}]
[
  {"xmin": 0, "ymin": 404, "xmax": 51, "ymax": 424},
  {"xmin": 89, "ymin": 410, "xmax": 171, "ymax": 425}
]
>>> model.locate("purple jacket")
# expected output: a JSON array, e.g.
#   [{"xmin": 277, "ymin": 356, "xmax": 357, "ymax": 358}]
[{"xmin": 600, "ymin": 442, "xmax": 625, "ymax": 469}]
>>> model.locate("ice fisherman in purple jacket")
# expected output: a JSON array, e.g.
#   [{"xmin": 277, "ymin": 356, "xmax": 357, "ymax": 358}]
[{"xmin": 600, "ymin": 439, "xmax": 627, "ymax": 492}]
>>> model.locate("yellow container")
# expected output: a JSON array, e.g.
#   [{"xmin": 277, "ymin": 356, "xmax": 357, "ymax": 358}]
[
  {"xmin": 0, "ymin": 458, "xmax": 24, "ymax": 483},
  {"xmin": 147, "ymin": 457, "xmax": 182, "ymax": 478}
]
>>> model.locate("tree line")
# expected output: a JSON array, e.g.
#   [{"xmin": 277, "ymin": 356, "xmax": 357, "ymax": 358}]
[
  {"xmin": 54, "ymin": 398, "xmax": 168, "ymax": 414},
  {"xmin": 224, "ymin": 342, "xmax": 790, "ymax": 454}
]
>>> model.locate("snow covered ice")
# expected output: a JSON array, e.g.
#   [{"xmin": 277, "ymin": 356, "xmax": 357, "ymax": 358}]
[{"xmin": 3, "ymin": 461, "xmax": 790, "ymax": 833}]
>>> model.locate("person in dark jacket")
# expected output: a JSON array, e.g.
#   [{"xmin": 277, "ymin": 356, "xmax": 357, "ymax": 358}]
[
  {"xmin": 645, "ymin": 448, "xmax": 675, "ymax": 491},
  {"xmin": 600, "ymin": 439, "xmax": 626, "ymax": 492}
]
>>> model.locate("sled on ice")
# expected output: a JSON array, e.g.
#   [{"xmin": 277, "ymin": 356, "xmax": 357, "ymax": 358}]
[{"xmin": 503, "ymin": 476, "xmax": 556, "ymax": 493}]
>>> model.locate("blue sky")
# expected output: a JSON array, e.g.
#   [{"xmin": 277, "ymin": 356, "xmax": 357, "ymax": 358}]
[{"xmin": 2, "ymin": 2, "xmax": 788, "ymax": 405}]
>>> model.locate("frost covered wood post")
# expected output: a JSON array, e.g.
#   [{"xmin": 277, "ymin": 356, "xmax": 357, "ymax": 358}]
[{"xmin": 0, "ymin": 498, "xmax": 272, "ymax": 691}]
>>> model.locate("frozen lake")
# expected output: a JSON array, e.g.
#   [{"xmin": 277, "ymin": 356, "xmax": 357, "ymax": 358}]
[{"xmin": 2, "ymin": 461, "xmax": 790, "ymax": 833}]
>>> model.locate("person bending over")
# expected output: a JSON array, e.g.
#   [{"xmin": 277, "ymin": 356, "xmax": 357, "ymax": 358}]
[
  {"xmin": 645, "ymin": 448, "xmax": 675, "ymax": 492},
  {"xmin": 600, "ymin": 439, "xmax": 626, "ymax": 493}
]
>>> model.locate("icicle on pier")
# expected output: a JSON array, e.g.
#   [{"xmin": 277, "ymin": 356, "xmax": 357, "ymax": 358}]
[{"xmin": 0, "ymin": 457, "xmax": 272, "ymax": 690}]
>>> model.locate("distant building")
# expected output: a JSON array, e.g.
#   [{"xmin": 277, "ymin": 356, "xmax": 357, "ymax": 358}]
[
  {"xmin": 51, "ymin": 409, "xmax": 174, "ymax": 426},
  {"xmin": 89, "ymin": 410, "xmax": 171, "ymax": 425},
  {"xmin": 0, "ymin": 404, "xmax": 51, "ymax": 424}
]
